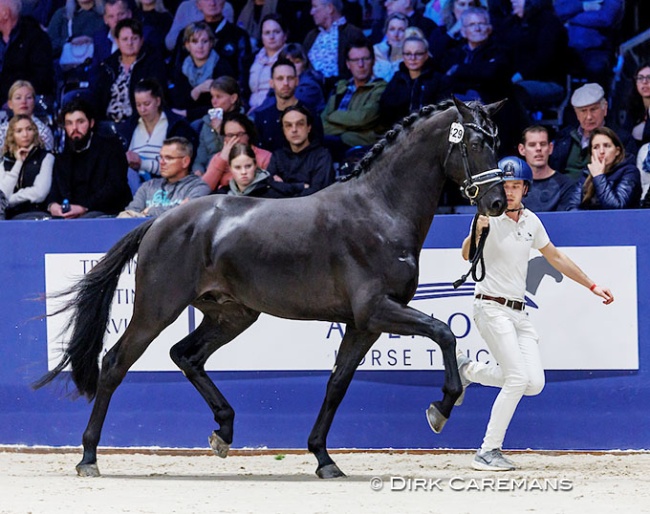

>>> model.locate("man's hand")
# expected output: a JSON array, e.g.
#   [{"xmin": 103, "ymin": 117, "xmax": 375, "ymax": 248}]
[{"xmin": 591, "ymin": 285, "xmax": 614, "ymax": 305}]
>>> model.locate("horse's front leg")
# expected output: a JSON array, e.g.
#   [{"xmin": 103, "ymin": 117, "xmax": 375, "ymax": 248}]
[
  {"xmin": 364, "ymin": 297, "xmax": 463, "ymax": 432},
  {"xmin": 308, "ymin": 326, "xmax": 380, "ymax": 479}
]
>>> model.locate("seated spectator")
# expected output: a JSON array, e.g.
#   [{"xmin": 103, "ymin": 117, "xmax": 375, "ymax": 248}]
[
  {"xmin": 90, "ymin": 0, "xmax": 133, "ymax": 74},
  {"xmin": 47, "ymin": 99, "xmax": 132, "ymax": 218},
  {"xmin": 0, "ymin": 0, "xmax": 55, "ymax": 101},
  {"xmin": 322, "ymin": 38, "xmax": 387, "ymax": 162},
  {"xmin": 171, "ymin": 0, "xmax": 251, "ymax": 93},
  {"xmin": 625, "ymin": 62, "xmax": 650, "ymax": 146},
  {"xmin": 440, "ymin": 0, "xmax": 484, "ymax": 42},
  {"xmin": 164, "ymin": 0, "xmax": 235, "ymax": 52},
  {"xmin": 93, "ymin": 18, "xmax": 167, "ymax": 125},
  {"xmin": 202, "ymin": 111, "xmax": 272, "ymax": 190},
  {"xmin": 216, "ymin": 142, "xmax": 281, "ymax": 197},
  {"xmin": 372, "ymin": 12, "xmax": 408, "ymax": 83},
  {"xmin": 491, "ymin": 0, "xmax": 568, "ymax": 114},
  {"xmin": 47, "ymin": 0, "xmax": 105, "ymax": 60},
  {"xmin": 117, "ymin": 78, "xmax": 196, "ymax": 189},
  {"xmin": 303, "ymin": 0, "xmax": 364, "ymax": 94},
  {"xmin": 550, "ymin": 83, "xmax": 637, "ymax": 182},
  {"xmin": 0, "ymin": 81, "xmax": 55, "ymax": 152},
  {"xmin": 267, "ymin": 105, "xmax": 334, "ymax": 197},
  {"xmin": 254, "ymin": 59, "xmax": 324, "ymax": 152},
  {"xmin": 377, "ymin": 0, "xmax": 438, "ymax": 42},
  {"xmin": 380, "ymin": 30, "xmax": 448, "ymax": 128},
  {"xmin": 441, "ymin": 6, "xmax": 526, "ymax": 154},
  {"xmin": 168, "ymin": 21, "xmax": 234, "ymax": 122},
  {"xmin": 0, "ymin": 115, "xmax": 54, "ymax": 219},
  {"xmin": 134, "ymin": 0, "xmax": 173, "ymax": 53},
  {"xmin": 193, "ymin": 76, "xmax": 244, "ymax": 176},
  {"xmin": 119, "ymin": 136, "xmax": 210, "ymax": 217},
  {"xmin": 555, "ymin": 0, "xmax": 624, "ymax": 88},
  {"xmin": 237, "ymin": 0, "xmax": 278, "ymax": 52},
  {"xmin": 279, "ymin": 43, "xmax": 325, "ymax": 117},
  {"xmin": 567, "ymin": 127, "xmax": 641, "ymax": 210},
  {"xmin": 517, "ymin": 125, "xmax": 573, "ymax": 211},
  {"xmin": 441, "ymin": 8, "xmax": 511, "ymax": 104},
  {"xmin": 248, "ymin": 13, "xmax": 288, "ymax": 113}
]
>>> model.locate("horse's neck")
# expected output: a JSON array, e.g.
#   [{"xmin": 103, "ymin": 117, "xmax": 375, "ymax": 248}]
[{"xmin": 357, "ymin": 141, "xmax": 447, "ymax": 243}]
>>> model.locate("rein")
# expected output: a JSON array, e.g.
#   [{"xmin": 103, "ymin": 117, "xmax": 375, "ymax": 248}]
[
  {"xmin": 444, "ymin": 116, "xmax": 502, "ymax": 289},
  {"xmin": 453, "ymin": 213, "xmax": 489, "ymax": 289}
]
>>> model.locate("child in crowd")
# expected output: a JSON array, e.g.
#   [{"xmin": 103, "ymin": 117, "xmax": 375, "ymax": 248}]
[{"xmin": 217, "ymin": 142, "xmax": 280, "ymax": 198}]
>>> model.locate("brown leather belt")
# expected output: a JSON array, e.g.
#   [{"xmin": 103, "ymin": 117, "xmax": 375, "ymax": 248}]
[{"xmin": 475, "ymin": 294, "xmax": 525, "ymax": 311}]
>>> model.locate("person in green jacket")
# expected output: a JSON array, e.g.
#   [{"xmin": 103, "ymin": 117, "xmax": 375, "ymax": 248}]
[{"xmin": 321, "ymin": 37, "xmax": 387, "ymax": 162}]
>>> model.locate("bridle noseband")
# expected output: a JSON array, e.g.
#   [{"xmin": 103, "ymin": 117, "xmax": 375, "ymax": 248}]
[{"xmin": 443, "ymin": 120, "xmax": 504, "ymax": 205}]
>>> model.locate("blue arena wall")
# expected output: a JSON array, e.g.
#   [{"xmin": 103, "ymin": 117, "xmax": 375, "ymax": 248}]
[{"xmin": 1, "ymin": 210, "xmax": 648, "ymax": 451}]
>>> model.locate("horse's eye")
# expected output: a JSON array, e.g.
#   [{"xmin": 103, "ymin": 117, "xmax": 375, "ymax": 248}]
[{"xmin": 471, "ymin": 141, "xmax": 481, "ymax": 151}]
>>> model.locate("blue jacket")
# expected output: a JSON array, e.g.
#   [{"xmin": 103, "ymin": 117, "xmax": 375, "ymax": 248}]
[
  {"xmin": 554, "ymin": 0, "xmax": 624, "ymax": 52},
  {"xmin": 567, "ymin": 154, "xmax": 641, "ymax": 210}
]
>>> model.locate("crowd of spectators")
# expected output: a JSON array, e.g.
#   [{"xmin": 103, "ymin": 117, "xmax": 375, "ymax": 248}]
[{"xmin": 0, "ymin": 0, "xmax": 648, "ymax": 220}]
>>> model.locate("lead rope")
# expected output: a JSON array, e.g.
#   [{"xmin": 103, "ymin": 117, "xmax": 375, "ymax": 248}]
[{"xmin": 453, "ymin": 213, "xmax": 489, "ymax": 289}]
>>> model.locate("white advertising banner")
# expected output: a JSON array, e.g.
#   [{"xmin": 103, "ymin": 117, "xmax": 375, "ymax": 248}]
[{"xmin": 45, "ymin": 246, "xmax": 638, "ymax": 372}]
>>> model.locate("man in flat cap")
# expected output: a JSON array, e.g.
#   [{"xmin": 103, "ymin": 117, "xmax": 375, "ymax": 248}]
[{"xmin": 549, "ymin": 82, "xmax": 636, "ymax": 182}]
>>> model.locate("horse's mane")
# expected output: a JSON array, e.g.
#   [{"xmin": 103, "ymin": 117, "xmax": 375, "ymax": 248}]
[{"xmin": 340, "ymin": 99, "xmax": 491, "ymax": 181}]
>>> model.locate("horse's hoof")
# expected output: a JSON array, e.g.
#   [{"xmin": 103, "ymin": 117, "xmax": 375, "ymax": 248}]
[
  {"xmin": 425, "ymin": 403, "xmax": 448, "ymax": 434},
  {"xmin": 208, "ymin": 431, "xmax": 230, "ymax": 459},
  {"xmin": 76, "ymin": 463, "xmax": 100, "ymax": 477},
  {"xmin": 316, "ymin": 463, "xmax": 347, "ymax": 479}
]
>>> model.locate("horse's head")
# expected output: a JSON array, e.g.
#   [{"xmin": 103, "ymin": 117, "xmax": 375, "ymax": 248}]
[{"xmin": 444, "ymin": 97, "xmax": 507, "ymax": 216}]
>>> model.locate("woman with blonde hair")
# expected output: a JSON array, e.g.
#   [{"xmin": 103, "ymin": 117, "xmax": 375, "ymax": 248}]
[
  {"xmin": 0, "ymin": 81, "xmax": 54, "ymax": 152},
  {"xmin": 568, "ymin": 127, "xmax": 641, "ymax": 210},
  {"xmin": 373, "ymin": 12, "xmax": 408, "ymax": 83},
  {"xmin": 0, "ymin": 114, "xmax": 55, "ymax": 219},
  {"xmin": 169, "ymin": 22, "xmax": 235, "ymax": 122}
]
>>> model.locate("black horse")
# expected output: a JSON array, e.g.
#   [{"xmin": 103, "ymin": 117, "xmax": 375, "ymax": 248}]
[{"xmin": 35, "ymin": 98, "xmax": 506, "ymax": 479}]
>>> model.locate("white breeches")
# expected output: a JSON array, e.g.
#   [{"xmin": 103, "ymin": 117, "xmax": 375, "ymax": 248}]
[{"xmin": 467, "ymin": 300, "xmax": 546, "ymax": 452}]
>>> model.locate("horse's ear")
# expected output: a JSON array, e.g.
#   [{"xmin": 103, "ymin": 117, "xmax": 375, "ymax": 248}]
[
  {"xmin": 452, "ymin": 95, "xmax": 473, "ymax": 120},
  {"xmin": 485, "ymin": 98, "xmax": 508, "ymax": 116}
]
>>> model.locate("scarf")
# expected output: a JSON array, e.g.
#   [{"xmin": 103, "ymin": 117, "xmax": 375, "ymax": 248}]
[{"xmin": 182, "ymin": 50, "xmax": 219, "ymax": 88}]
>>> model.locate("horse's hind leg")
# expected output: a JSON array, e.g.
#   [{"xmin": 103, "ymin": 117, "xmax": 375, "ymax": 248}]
[
  {"xmin": 170, "ymin": 302, "xmax": 260, "ymax": 458},
  {"xmin": 76, "ymin": 318, "xmax": 177, "ymax": 477},
  {"xmin": 308, "ymin": 326, "xmax": 380, "ymax": 479}
]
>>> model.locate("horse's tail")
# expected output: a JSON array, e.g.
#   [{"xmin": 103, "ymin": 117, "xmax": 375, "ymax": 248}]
[{"xmin": 33, "ymin": 219, "xmax": 156, "ymax": 400}]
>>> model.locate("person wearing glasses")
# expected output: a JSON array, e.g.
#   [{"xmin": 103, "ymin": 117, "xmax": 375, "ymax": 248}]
[
  {"xmin": 440, "ymin": 6, "xmax": 527, "ymax": 156},
  {"xmin": 549, "ymin": 83, "xmax": 636, "ymax": 183},
  {"xmin": 321, "ymin": 37, "xmax": 387, "ymax": 162},
  {"xmin": 46, "ymin": 99, "xmax": 132, "ymax": 219},
  {"xmin": 118, "ymin": 137, "xmax": 210, "ymax": 218},
  {"xmin": 202, "ymin": 112, "xmax": 272, "ymax": 191},
  {"xmin": 624, "ymin": 62, "xmax": 650, "ymax": 146},
  {"xmin": 379, "ymin": 28, "xmax": 449, "ymax": 128}
]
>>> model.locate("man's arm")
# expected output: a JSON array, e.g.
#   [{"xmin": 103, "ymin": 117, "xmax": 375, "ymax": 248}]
[
  {"xmin": 461, "ymin": 215, "xmax": 489, "ymax": 261},
  {"xmin": 539, "ymin": 241, "xmax": 614, "ymax": 304}
]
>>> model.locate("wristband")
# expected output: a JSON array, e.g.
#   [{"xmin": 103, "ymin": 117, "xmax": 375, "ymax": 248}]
[{"xmin": 589, "ymin": 284, "xmax": 597, "ymax": 292}]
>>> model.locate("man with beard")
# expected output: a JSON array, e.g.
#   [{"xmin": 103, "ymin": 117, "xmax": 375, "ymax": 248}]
[
  {"xmin": 253, "ymin": 58, "xmax": 323, "ymax": 152},
  {"xmin": 47, "ymin": 99, "xmax": 132, "ymax": 218}
]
